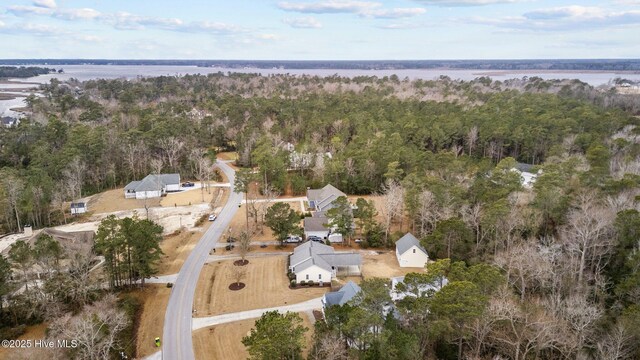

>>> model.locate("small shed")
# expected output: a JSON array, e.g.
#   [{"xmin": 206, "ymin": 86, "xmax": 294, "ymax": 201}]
[
  {"xmin": 70, "ymin": 202, "xmax": 88, "ymax": 215},
  {"xmin": 395, "ymin": 233, "xmax": 429, "ymax": 268}
]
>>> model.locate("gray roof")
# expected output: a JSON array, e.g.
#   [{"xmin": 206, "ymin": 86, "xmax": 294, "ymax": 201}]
[
  {"xmin": 318, "ymin": 253, "xmax": 362, "ymax": 267},
  {"xmin": 515, "ymin": 162, "xmax": 534, "ymax": 173},
  {"xmin": 304, "ymin": 217, "xmax": 329, "ymax": 232},
  {"xmin": 396, "ymin": 233, "xmax": 428, "ymax": 256},
  {"xmin": 70, "ymin": 202, "xmax": 86, "ymax": 208},
  {"xmin": 1, "ymin": 117, "xmax": 17, "ymax": 125},
  {"xmin": 124, "ymin": 173, "xmax": 180, "ymax": 192},
  {"xmin": 290, "ymin": 241, "xmax": 361, "ymax": 273},
  {"xmin": 324, "ymin": 281, "xmax": 361, "ymax": 307},
  {"xmin": 307, "ymin": 184, "xmax": 346, "ymax": 211}
]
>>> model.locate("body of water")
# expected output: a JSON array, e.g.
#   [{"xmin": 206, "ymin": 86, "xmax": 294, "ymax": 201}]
[{"xmin": 2, "ymin": 64, "xmax": 639, "ymax": 116}]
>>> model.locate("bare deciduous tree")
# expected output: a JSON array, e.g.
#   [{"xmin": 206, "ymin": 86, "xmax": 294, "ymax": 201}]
[
  {"xmin": 561, "ymin": 193, "xmax": 615, "ymax": 284},
  {"xmin": 159, "ymin": 137, "xmax": 185, "ymax": 171},
  {"xmin": 596, "ymin": 323, "xmax": 634, "ymax": 360},
  {"xmin": 237, "ymin": 231, "xmax": 252, "ymax": 265},
  {"xmin": 466, "ymin": 125, "xmax": 479, "ymax": 156},
  {"xmin": 231, "ymin": 265, "xmax": 247, "ymax": 286},
  {"xmin": 4, "ymin": 175, "xmax": 25, "ymax": 232},
  {"xmin": 378, "ymin": 180, "xmax": 404, "ymax": 242},
  {"xmin": 49, "ymin": 294, "xmax": 128, "ymax": 360}
]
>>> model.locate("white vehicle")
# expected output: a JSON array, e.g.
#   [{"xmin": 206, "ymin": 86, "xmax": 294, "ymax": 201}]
[
  {"xmin": 284, "ymin": 235, "xmax": 302, "ymax": 243},
  {"xmin": 208, "ymin": 214, "xmax": 217, "ymax": 221}
]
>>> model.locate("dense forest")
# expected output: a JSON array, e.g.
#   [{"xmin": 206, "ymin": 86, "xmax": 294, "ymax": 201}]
[
  {"xmin": 0, "ymin": 66, "xmax": 58, "ymax": 78},
  {"xmin": 1, "ymin": 72, "xmax": 640, "ymax": 359}
]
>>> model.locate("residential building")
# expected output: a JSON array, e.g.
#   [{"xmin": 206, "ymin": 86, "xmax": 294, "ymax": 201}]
[
  {"xmin": 289, "ymin": 241, "xmax": 361, "ymax": 285},
  {"xmin": 395, "ymin": 233, "xmax": 429, "ymax": 268},
  {"xmin": 512, "ymin": 162, "xmax": 540, "ymax": 188},
  {"xmin": 321, "ymin": 281, "xmax": 361, "ymax": 316},
  {"xmin": 124, "ymin": 173, "xmax": 180, "ymax": 199},
  {"xmin": 307, "ymin": 184, "xmax": 346, "ymax": 212}
]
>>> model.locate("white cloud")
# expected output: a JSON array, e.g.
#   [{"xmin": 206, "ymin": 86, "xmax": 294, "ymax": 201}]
[
  {"xmin": 33, "ymin": 0, "xmax": 57, "ymax": 9},
  {"xmin": 282, "ymin": 16, "xmax": 323, "ymax": 28},
  {"xmin": 472, "ymin": 6, "xmax": 640, "ymax": 31},
  {"xmin": 278, "ymin": 1, "xmax": 425, "ymax": 19},
  {"xmin": 412, "ymin": 0, "xmax": 519, "ymax": 5},
  {"xmin": 278, "ymin": 1, "xmax": 381, "ymax": 14},
  {"xmin": 55, "ymin": 8, "xmax": 102, "ymax": 20},
  {"xmin": 0, "ymin": 22, "xmax": 64, "ymax": 36},
  {"xmin": 361, "ymin": 8, "xmax": 426, "ymax": 19},
  {"xmin": 7, "ymin": 5, "xmax": 55, "ymax": 16},
  {"xmin": 257, "ymin": 33, "xmax": 279, "ymax": 40}
]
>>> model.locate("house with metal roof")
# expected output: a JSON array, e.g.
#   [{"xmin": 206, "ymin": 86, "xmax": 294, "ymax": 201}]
[
  {"xmin": 395, "ymin": 233, "xmax": 429, "ymax": 268},
  {"xmin": 124, "ymin": 173, "xmax": 180, "ymax": 199},
  {"xmin": 512, "ymin": 162, "xmax": 541, "ymax": 188},
  {"xmin": 289, "ymin": 241, "xmax": 361, "ymax": 285},
  {"xmin": 321, "ymin": 281, "xmax": 361, "ymax": 316},
  {"xmin": 307, "ymin": 184, "xmax": 346, "ymax": 212}
]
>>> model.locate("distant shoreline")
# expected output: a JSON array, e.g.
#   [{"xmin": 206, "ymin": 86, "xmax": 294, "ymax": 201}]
[{"xmin": 474, "ymin": 69, "xmax": 640, "ymax": 76}]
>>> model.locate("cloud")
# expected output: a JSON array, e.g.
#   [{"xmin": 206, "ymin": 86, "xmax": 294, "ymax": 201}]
[
  {"xmin": 33, "ymin": 0, "xmax": 57, "ymax": 9},
  {"xmin": 0, "ymin": 22, "xmax": 64, "ymax": 36},
  {"xmin": 412, "ymin": 0, "xmax": 519, "ymax": 5},
  {"xmin": 7, "ymin": 5, "xmax": 54, "ymax": 16},
  {"xmin": 471, "ymin": 6, "xmax": 640, "ymax": 31},
  {"xmin": 361, "ymin": 8, "xmax": 426, "ymax": 19},
  {"xmin": 278, "ymin": 1, "xmax": 425, "ymax": 19},
  {"xmin": 257, "ymin": 33, "xmax": 279, "ymax": 40},
  {"xmin": 55, "ymin": 8, "xmax": 102, "ymax": 20},
  {"xmin": 282, "ymin": 16, "xmax": 323, "ymax": 28},
  {"xmin": 278, "ymin": 1, "xmax": 381, "ymax": 14}
]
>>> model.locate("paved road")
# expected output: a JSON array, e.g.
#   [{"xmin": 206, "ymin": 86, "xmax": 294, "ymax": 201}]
[
  {"xmin": 191, "ymin": 297, "xmax": 323, "ymax": 330},
  {"xmin": 162, "ymin": 160, "xmax": 242, "ymax": 360}
]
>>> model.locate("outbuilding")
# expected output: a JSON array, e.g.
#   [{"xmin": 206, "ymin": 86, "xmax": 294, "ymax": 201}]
[
  {"xmin": 70, "ymin": 202, "xmax": 88, "ymax": 215},
  {"xmin": 395, "ymin": 233, "xmax": 429, "ymax": 268}
]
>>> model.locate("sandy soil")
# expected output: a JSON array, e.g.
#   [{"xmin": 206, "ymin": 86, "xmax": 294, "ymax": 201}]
[
  {"xmin": 193, "ymin": 311, "xmax": 314, "ymax": 360},
  {"xmin": 0, "ymin": 323, "xmax": 49, "ymax": 360},
  {"xmin": 361, "ymin": 251, "xmax": 420, "ymax": 278},
  {"xmin": 158, "ymin": 226, "xmax": 211, "ymax": 275},
  {"xmin": 193, "ymin": 256, "xmax": 327, "ymax": 317},
  {"xmin": 131, "ymin": 285, "xmax": 172, "ymax": 358},
  {"xmin": 217, "ymin": 152, "xmax": 238, "ymax": 161}
]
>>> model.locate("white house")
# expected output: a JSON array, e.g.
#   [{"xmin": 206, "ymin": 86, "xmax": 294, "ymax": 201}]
[
  {"xmin": 70, "ymin": 202, "xmax": 87, "ymax": 215},
  {"xmin": 1, "ymin": 116, "xmax": 19, "ymax": 128},
  {"xmin": 124, "ymin": 173, "xmax": 180, "ymax": 199},
  {"xmin": 395, "ymin": 233, "xmax": 429, "ymax": 268},
  {"xmin": 511, "ymin": 162, "xmax": 540, "ymax": 189},
  {"xmin": 289, "ymin": 241, "xmax": 361, "ymax": 285},
  {"xmin": 321, "ymin": 281, "xmax": 361, "ymax": 317}
]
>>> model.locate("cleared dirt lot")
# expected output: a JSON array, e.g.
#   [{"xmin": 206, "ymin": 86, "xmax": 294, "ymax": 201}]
[
  {"xmin": 193, "ymin": 311, "xmax": 314, "ymax": 360},
  {"xmin": 193, "ymin": 256, "xmax": 327, "ymax": 316},
  {"xmin": 361, "ymin": 251, "xmax": 421, "ymax": 278}
]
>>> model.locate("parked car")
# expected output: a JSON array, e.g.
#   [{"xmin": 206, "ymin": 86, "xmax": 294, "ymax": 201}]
[
  {"xmin": 225, "ymin": 244, "xmax": 235, "ymax": 251},
  {"xmin": 284, "ymin": 235, "xmax": 302, "ymax": 243},
  {"xmin": 208, "ymin": 214, "xmax": 217, "ymax": 221},
  {"xmin": 307, "ymin": 235, "xmax": 323, "ymax": 243},
  {"xmin": 182, "ymin": 181, "xmax": 195, "ymax": 187},
  {"xmin": 354, "ymin": 238, "xmax": 363, "ymax": 243}
]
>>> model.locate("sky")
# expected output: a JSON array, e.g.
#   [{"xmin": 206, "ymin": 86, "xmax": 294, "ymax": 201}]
[{"xmin": 0, "ymin": 0, "xmax": 639, "ymax": 60}]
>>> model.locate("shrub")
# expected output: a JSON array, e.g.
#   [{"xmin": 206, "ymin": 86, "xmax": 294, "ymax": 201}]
[
  {"xmin": 290, "ymin": 280, "xmax": 297, "ymax": 288},
  {"xmin": 307, "ymin": 281, "xmax": 315, "ymax": 286},
  {"xmin": 299, "ymin": 280, "xmax": 306, "ymax": 286}
]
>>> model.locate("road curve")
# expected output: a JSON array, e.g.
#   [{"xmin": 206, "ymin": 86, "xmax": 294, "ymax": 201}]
[{"xmin": 162, "ymin": 160, "xmax": 242, "ymax": 360}]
